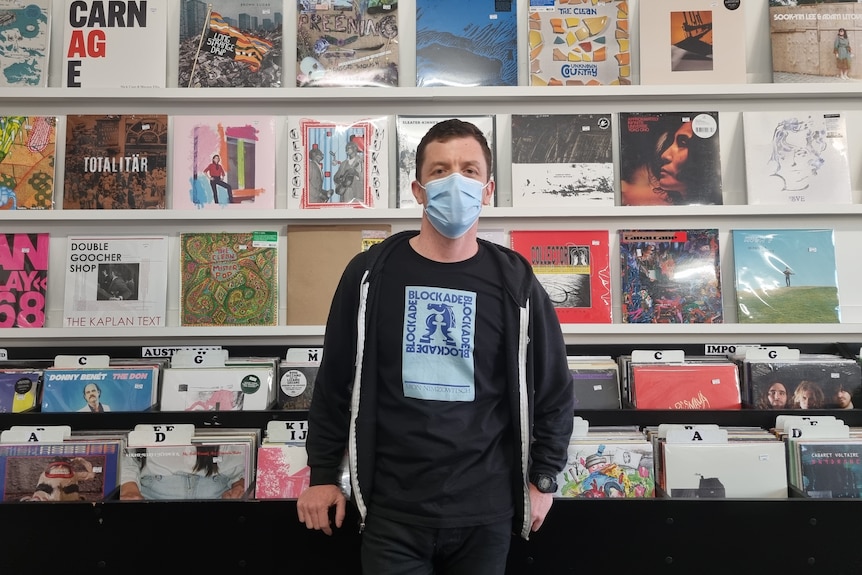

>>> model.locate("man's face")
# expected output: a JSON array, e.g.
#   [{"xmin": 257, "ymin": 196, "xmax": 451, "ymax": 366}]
[
  {"xmin": 83, "ymin": 384, "xmax": 100, "ymax": 406},
  {"xmin": 836, "ymin": 389, "xmax": 853, "ymax": 409},
  {"xmin": 767, "ymin": 383, "xmax": 787, "ymax": 408},
  {"xmin": 413, "ymin": 136, "xmax": 494, "ymax": 206}
]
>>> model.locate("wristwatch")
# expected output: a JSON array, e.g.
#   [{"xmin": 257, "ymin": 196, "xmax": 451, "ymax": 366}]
[{"xmin": 530, "ymin": 472, "xmax": 558, "ymax": 494}]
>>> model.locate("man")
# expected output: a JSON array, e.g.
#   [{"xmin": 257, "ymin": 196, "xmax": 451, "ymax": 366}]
[
  {"xmin": 332, "ymin": 137, "xmax": 364, "ymax": 203},
  {"xmin": 78, "ymin": 383, "xmax": 110, "ymax": 412},
  {"xmin": 308, "ymin": 145, "xmax": 329, "ymax": 204},
  {"xmin": 765, "ymin": 381, "xmax": 788, "ymax": 409},
  {"xmin": 297, "ymin": 119, "xmax": 574, "ymax": 574},
  {"xmin": 102, "ymin": 268, "xmax": 132, "ymax": 301}
]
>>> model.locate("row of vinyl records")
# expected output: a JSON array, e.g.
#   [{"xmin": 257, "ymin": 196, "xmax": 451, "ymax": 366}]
[
  {"xmin": 0, "ymin": 350, "xmax": 318, "ymax": 413},
  {"xmin": 0, "ymin": 226, "xmax": 843, "ymax": 328},
  {"xmin": 2, "ymin": 344, "xmax": 860, "ymax": 414},
  {"xmin": 1, "ymin": 109, "xmax": 858, "ymax": 212},
  {"xmin": 2, "ymin": 415, "xmax": 861, "ymax": 502},
  {"xmin": 3, "ymin": 1, "xmax": 859, "ymax": 89}
]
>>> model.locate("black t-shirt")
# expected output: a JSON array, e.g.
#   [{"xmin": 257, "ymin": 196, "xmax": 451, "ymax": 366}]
[{"xmin": 371, "ymin": 241, "xmax": 515, "ymax": 528}]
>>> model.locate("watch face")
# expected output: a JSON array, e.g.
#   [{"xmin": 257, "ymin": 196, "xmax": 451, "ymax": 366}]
[{"xmin": 535, "ymin": 474, "xmax": 556, "ymax": 493}]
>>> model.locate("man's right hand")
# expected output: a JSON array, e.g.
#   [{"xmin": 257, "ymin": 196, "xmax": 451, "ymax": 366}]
[{"xmin": 297, "ymin": 484, "xmax": 347, "ymax": 536}]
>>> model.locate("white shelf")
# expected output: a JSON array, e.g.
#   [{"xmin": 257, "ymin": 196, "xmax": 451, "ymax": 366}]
[
  {"xmin": 4, "ymin": 83, "xmax": 862, "ymax": 105},
  {"xmin": 4, "ymin": 204, "xmax": 862, "ymax": 223},
  {"xmin": 0, "ymin": 323, "xmax": 857, "ymax": 349}
]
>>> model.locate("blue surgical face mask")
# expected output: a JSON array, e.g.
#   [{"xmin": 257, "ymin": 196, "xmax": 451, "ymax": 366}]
[{"xmin": 418, "ymin": 173, "xmax": 488, "ymax": 239}]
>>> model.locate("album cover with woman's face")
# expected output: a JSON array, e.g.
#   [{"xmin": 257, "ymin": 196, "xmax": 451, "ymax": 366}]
[{"xmin": 618, "ymin": 111, "xmax": 722, "ymax": 207}]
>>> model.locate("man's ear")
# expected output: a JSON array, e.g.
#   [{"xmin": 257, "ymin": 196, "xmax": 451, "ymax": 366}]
[
  {"xmin": 482, "ymin": 180, "xmax": 496, "ymax": 206},
  {"xmin": 411, "ymin": 180, "xmax": 426, "ymax": 207}
]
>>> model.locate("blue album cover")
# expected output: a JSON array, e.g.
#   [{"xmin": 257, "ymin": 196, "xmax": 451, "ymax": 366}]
[
  {"xmin": 0, "ymin": 441, "xmax": 122, "ymax": 502},
  {"xmin": 41, "ymin": 367, "xmax": 157, "ymax": 412},
  {"xmin": 416, "ymin": 0, "xmax": 518, "ymax": 87},
  {"xmin": 0, "ymin": 370, "xmax": 42, "ymax": 413}
]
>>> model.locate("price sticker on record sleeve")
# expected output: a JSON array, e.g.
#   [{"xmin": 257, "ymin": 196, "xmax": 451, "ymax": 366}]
[
  {"xmin": 280, "ymin": 369, "xmax": 309, "ymax": 398},
  {"xmin": 692, "ymin": 114, "xmax": 718, "ymax": 139},
  {"xmin": 252, "ymin": 231, "xmax": 278, "ymax": 248},
  {"xmin": 529, "ymin": 0, "xmax": 555, "ymax": 10}
]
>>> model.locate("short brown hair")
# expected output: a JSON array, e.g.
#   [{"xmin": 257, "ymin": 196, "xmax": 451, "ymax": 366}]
[{"xmin": 414, "ymin": 119, "xmax": 492, "ymax": 181}]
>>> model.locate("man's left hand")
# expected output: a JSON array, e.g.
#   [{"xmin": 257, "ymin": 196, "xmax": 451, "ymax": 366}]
[{"xmin": 528, "ymin": 483, "xmax": 554, "ymax": 532}]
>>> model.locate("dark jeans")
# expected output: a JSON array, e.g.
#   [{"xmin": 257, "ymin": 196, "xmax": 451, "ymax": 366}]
[
  {"xmin": 210, "ymin": 177, "xmax": 233, "ymax": 203},
  {"xmin": 361, "ymin": 513, "xmax": 511, "ymax": 575}
]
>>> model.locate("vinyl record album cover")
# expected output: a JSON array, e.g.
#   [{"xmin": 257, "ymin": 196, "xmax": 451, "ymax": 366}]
[
  {"xmin": 120, "ymin": 440, "xmax": 252, "ymax": 500},
  {"xmin": 744, "ymin": 358, "xmax": 861, "ymax": 410},
  {"xmin": 0, "ymin": 115, "xmax": 56, "ymax": 209},
  {"xmin": 395, "ymin": 114, "xmax": 496, "ymax": 208},
  {"xmin": 63, "ymin": 235, "xmax": 168, "ymax": 328},
  {"xmin": 743, "ymin": 111, "xmax": 852, "ymax": 205},
  {"xmin": 558, "ymin": 440, "xmax": 655, "ymax": 498},
  {"xmin": 160, "ymin": 365, "xmax": 275, "ymax": 411},
  {"xmin": 527, "ymin": 0, "xmax": 631, "ymax": 86},
  {"xmin": 63, "ymin": 114, "xmax": 168, "ymax": 209},
  {"xmin": 0, "ymin": 369, "xmax": 41, "ymax": 412},
  {"xmin": 0, "ymin": 232, "xmax": 48, "ymax": 327},
  {"xmin": 416, "ymin": 0, "xmax": 517, "ymax": 87},
  {"xmin": 510, "ymin": 229, "xmax": 612, "ymax": 324},
  {"xmin": 0, "ymin": 0, "xmax": 51, "ymax": 87},
  {"xmin": 630, "ymin": 362, "xmax": 742, "ymax": 410},
  {"xmin": 511, "ymin": 113, "xmax": 614, "ymax": 207},
  {"xmin": 0, "ymin": 441, "xmax": 122, "ymax": 502},
  {"xmin": 797, "ymin": 440, "xmax": 862, "ymax": 498},
  {"xmin": 619, "ymin": 229, "xmax": 723, "ymax": 324},
  {"xmin": 662, "ymin": 441, "xmax": 788, "ymax": 499},
  {"xmin": 62, "ymin": 0, "xmax": 167, "ymax": 88},
  {"xmin": 178, "ymin": 0, "xmax": 282, "ymax": 88},
  {"xmin": 255, "ymin": 443, "xmax": 310, "ymax": 499},
  {"xmin": 639, "ymin": 0, "xmax": 746, "ymax": 85},
  {"xmin": 171, "ymin": 116, "xmax": 276, "ymax": 209},
  {"xmin": 770, "ymin": 1, "xmax": 862, "ymax": 83},
  {"xmin": 296, "ymin": 0, "xmax": 398, "ymax": 87},
  {"xmin": 619, "ymin": 111, "xmax": 722, "ymax": 206},
  {"xmin": 732, "ymin": 228, "xmax": 840, "ymax": 323},
  {"xmin": 179, "ymin": 231, "xmax": 278, "ymax": 327},
  {"xmin": 41, "ymin": 366, "xmax": 159, "ymax": 412},
  {"xmin": 287, "ymin": 115, "xmax": 389, "ymax": 209}
]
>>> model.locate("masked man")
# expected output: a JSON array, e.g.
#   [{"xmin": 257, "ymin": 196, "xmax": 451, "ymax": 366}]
[{"xmin": 297, "ymin": 119, "xmax": 574, "ymax": 575}]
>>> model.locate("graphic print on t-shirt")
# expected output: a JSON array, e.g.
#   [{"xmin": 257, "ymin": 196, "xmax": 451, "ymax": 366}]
[{"xmin": 403, "ymin": 286, "xmax": 476, "ymax": 402}]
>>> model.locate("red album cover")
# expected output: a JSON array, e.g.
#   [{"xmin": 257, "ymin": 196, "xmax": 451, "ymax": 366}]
[
  {"xmin": 0, "ymin": 233, "xmax": 48, "ymax": 327},
  {"xmin": 510, "ymin": 229, "xmax": 611, "ymax": 323},
  {"xmin": 255, "ymin": 444, "xmax": 309, "ymax": 499},
  {"xmin": 631, "ymin": 362, "xmax": 741, "ymax": 410}
]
